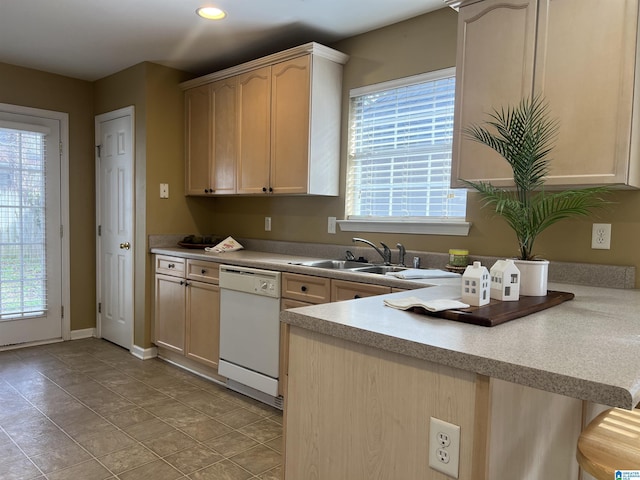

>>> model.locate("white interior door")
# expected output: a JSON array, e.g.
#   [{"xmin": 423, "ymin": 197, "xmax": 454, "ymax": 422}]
[
  {"xmin": 96, "ymin": 107, "xmax": 134, "ymax": 350},
  {"xmin": 0, "ymin": 109, "xmax": 65, "ymax": 346}
]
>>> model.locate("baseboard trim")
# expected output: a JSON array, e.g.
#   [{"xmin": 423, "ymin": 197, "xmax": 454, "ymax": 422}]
[
  {"xmin": 70, "ymin": 328, "xmax": 96, "ymax": 340},
  {"xmin": 131, "ymin": 344, "xmax": 158, "ymax": 360}
]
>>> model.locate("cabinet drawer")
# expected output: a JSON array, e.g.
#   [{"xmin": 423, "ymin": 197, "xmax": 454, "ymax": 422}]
[
  {"xmin": 331, "ymin": 280, "xmax": 391, "ymax": 302},
  {"xmin": 282, "ymin": 273, "xmax": 330, "ymax": 304},
  {"xmin": 187, "ymin": 259, "xmax": 220, "ymax": 284},
  {"xmin": 155, "ymin": 255, "xmax": 185, "ymax": 277}
]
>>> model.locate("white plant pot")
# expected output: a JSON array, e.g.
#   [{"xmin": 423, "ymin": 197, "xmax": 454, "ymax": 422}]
[{"xmin": 513, "ymin": 259, "xmax": 549, "ymax": 296}]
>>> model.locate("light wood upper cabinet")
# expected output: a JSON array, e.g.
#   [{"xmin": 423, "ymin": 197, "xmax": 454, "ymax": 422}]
[
  {"xmin": 185, "ymin": 78, "xmax": 237, "ymax": 195},
  {"xmin": 185, "ymin": 84, "xmax": 213, "ymax": 195},
  {"xmin": 236, "ymin": 66, "xmax": 272, "ymax": 194},
  {"xmin": 450, "ymin": 0, "xmax": 640, "ymax": 188},
  {"xmin": 270, "ymin": 56, "xmax": 311, "ymax": 195},
  {"xmin": 181, "ymin": 42, "xmax": 349, "ymax": 196},
  {"xmin": 211, "ymin": 78, "xmax": 237, "ymax": 195}
]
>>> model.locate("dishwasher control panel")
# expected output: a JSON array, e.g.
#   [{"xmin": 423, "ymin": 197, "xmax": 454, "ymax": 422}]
[{"xmin": 219, "ymin": 265, "xmax": 281, "ymax": 298}]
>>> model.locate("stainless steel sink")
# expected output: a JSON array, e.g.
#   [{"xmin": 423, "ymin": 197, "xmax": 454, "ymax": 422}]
[
  {"xmin": 295, "ymin": 260, "xmax": 373, "ymax": 270},
  {"xmin": 292, "ymin": 259, "xmax": 408, "ymax": 275},
  {"xmin": 353, "ymin": 265, "xmax": 408, "ymax": 275}
]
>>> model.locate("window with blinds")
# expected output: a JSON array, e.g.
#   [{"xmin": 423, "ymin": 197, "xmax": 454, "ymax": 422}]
[
  {"xmin": 347, "ymin": 68, "xmax": 466, "ymax": 221},
  {"xmin": 0, "ymin": 126, "xmax": 47, "ymax": 320}
]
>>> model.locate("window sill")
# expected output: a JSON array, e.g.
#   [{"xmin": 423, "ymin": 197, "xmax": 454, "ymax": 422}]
[{"xmin": 337, "ymin": 219, "xmax": 471, "ymax": 236}]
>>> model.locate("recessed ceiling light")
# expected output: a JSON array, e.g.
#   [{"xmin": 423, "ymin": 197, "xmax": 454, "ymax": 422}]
[{"xmin": 196, "ymin": 7, "xmax": 227, "ymax": 20}]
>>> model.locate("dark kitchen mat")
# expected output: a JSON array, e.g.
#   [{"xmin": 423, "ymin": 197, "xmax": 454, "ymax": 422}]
[{"xmin": 413, "ymin": 290, "xmax": 575, "ymax": 327}]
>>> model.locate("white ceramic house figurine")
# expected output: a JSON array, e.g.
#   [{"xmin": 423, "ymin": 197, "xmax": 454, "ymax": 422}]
[
  {"xmin": 461, "ymin": 261, "xmax": 490, "ymax": 306},
  {"xmin": 490, "ymin": 259, "xmax": 521, "ymax": 301}
]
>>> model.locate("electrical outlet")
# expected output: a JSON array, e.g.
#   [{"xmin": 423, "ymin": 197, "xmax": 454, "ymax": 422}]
[
  {"xmin": 265, "ymin": 217, "xmax": 271, "ymax": 232},
  {"xmin": 159, "ymin": 183, "xmax": 169, "ymax": 199},
  {"xmin": 328, "ymin": 216, "xmax": 336, "ymax": 234},
  {"xmin": 429, "ymin": 417, "xmax": 460, "ymax": 478},
  {"xmin": 591, "ymin": 223, "xmax": 611, "ymax": 250}
]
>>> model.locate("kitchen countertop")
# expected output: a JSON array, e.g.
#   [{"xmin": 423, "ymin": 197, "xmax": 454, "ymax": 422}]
[
  {"xmin": 151, "ymin": 246, "xmax": 640, "ymax": 409},
  {"xmin": 150, "ymin": 247, "xmax": 461, "ymax": 289},
  {"xmin": 281, "ymin": 282, "xmax": 640, "ymax": 409}
]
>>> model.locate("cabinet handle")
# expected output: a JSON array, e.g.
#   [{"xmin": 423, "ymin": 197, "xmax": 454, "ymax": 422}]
[
  {"xmin": 301, "ymin": 285, "xmax": 308, "ymax": 292},
  {"xmin": 168, "ymin": 263, "xmax": 175, "ymax": 269},
  {"xmin": 201, "ymin": 269, "xmax": 207, "ymax": 274}
]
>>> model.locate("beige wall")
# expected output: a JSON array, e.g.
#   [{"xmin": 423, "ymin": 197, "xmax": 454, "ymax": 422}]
[
  {"xmin": 94, "ymin": 62, "xmax": 210, "ymax": 346},
  {"xmin": 0, "ymin": 62, "xmax": 96, "ymax": 331},
  {"xmin": 200, "ymin": 8, "xmax": 640, "ymax": 288}
]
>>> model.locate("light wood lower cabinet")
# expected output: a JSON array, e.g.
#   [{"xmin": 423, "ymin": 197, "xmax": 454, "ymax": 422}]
[
  {"xmin": 331, "ymin": 279, "xmax": 391, "ymax": 302},
  {"xmin": 285, "ymin": 327, "xmax": 583, "ymax": 480},
  {"xmin": 154, "ymin": 255, "xmax": 221, "ymax": 372}
]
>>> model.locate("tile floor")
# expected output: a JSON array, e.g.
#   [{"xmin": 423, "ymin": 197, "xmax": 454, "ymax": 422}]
[{"xmin": 0, "ymin": 338, "xmax": 283, "ymax": 480}]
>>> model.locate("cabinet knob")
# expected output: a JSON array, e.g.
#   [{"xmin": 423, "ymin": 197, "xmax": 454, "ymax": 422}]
[
  {"xmin": 354, "ymin": 294, "xmax": 361, "ymax": 299},
  {"xmin": 201, "ymin": 269, "xmax": 207, "ymax": 274},
  {"xmin": 301, "ymin": 285, "xmax": 308, "ymax": 292},
  {"xmin": 268, "ymin": 187, "xmax": 273, "ymax": 193},
  {"xmin": 204, "ymin": 189, "xmax": 209, "ymax": 193},
  {"xmin": 262, "ymin": 187, "xmax": 267, "ymax": 193},
  {"xmin": 179, "ymin": 280, "xmax": 184, "ymax": 285}
]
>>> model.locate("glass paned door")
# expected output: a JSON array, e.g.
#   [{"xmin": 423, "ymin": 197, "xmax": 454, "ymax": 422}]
[
  {"xmin": 0, "ymin": 128, "xmax": 47, "ymax": 319},
  {"xmin": 0, "ymin": 112, "xmax": 62, "ymax": 346}
]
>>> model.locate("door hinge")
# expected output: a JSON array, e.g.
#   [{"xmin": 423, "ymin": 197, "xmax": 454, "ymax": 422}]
[
  {"xmin": 96, "ymin": 145, "xmax": 102, "ymax": 158},
  {"xmin": 98, "ymin": 302, "xmax": 102, "ymax": 314},
  {"xmin": 60, "ymin": 224, "xmax": 63, "ymax": 238},
  {"xmin": 61, "ymin": 306, "xmax": 64, "ymax": 319},
  {"xmin": 59, "ymin": 142, "xmax": 63, "ymax": 156},
  {"xmin": 98, "ymin": 225, "xmax": 101, "ymax": 236}
]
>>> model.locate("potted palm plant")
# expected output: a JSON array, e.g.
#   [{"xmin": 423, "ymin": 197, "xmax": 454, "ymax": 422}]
[{"xmin": 463, "ymin": 96, "xmax": 610, "ymax": 296}]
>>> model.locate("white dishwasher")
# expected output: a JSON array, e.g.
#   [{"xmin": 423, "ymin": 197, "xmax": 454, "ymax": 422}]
[{"xmin": 218, "ymin": 265, "xmax": 282, "ymax": 409}]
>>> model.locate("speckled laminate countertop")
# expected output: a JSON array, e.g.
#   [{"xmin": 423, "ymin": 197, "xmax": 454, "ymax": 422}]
[
  {"xmin": 150, "ymin": 247, "xmax": 460, "ymax": 289},
  {"xmin": 281, "ymin": 282, "xmax": 640, "ymax": 409}
]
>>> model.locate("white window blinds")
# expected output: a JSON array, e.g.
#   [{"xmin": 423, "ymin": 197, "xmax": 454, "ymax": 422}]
[
  {"xmin": 0, "ymin": 125, "xmax": 48, "ymax": 319},
  {"xmin": 347, "ymin": 68, "xmax": 466, "ymax": 220}
]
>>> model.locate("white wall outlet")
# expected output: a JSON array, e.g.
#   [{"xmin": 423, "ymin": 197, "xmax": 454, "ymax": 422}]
[
  {"xmin": 328, "ymin": 216, "xmax": 336, "ymax": 234},
  {"xmin": 591, "ymin": 223, "xmax": 611, "ymax": 250},
  {"xmin": 429, "ymin": 417, "xmax": 460, "ymax": 478},
  {"xmin": 160, "ymin": 183, "xmax": 169, "ymax": 199},
  {"xmin": 265, "ymin": 216, "xmax": 271, "ymax": 232}
]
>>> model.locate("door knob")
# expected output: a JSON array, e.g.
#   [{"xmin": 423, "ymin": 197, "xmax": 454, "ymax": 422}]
[{"xmin": 119, "ymin": 242, "xmax": 131, "ymax": 250}]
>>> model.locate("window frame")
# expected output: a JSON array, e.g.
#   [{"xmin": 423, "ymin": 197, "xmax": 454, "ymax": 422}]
[{"xmin": 339, "ymin": 68, "xmax": 470, "ymax": 236}]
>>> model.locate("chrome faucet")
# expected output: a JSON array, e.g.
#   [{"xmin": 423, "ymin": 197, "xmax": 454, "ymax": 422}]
[
  {"xmin": 396, "ymin": 243, "xmax": 406, "ymax": 267},
  {"xmin": 352, "ymin": 237, "xmax": 392, "ymax": 265}
]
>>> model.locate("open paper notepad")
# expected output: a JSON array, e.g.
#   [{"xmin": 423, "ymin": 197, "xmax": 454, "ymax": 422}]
[{"xmin": 384, "ymin": 296, "xmax": 470, "ymax": 312}]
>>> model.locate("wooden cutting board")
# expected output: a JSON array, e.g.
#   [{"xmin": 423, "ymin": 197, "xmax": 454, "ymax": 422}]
[{"xmin": 414, "ymin": 290, "xmax": 575, "ymax": 327}]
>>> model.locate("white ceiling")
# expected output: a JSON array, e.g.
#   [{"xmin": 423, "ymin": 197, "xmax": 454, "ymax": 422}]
[{"xmin": 0, "ymin": 0, "xmax": 446, "ymax": 81}]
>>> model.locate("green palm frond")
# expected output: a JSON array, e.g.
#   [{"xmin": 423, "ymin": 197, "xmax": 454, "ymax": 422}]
[{"xmin": 462, "ymin": 97, "xmax": 611, "ymax": 260}]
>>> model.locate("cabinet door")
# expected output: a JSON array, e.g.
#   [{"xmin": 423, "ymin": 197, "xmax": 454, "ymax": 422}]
[
  {"xmin": 154, "ymin": 273, "xmax": 186, "ymax": 354},
  {"xmin": 451, "ymin": 0, "xmax": 537, "ymax": 187},
  {"xmin": 236, "ymin": 66, "xmax": 272, "ymax": 194},
  {"xmin": 271, "ymin": 56, "xmax": 311, "ymax": 194},
  {"xmin": 534, "ymin": 0, "xmax": 638, "ymax": 186},
  {"xmin": 330, "ymin": 280, "xmax": 391, "ymax": 302},
  {"xmin": 185, "ymin": 84, "xmax": 213, "ymax": 195},
  {"xmin": 212, "ymin": 77, "xmax": 237, "ymax": 194},
  {"xmin": 186, "ymin": 280, "xmax": 220, "ymax": 369}
]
